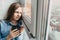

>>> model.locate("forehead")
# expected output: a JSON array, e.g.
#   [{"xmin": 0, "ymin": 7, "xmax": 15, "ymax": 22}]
[{"xmin": 15, "ymin": 7, "xmax": 23, "ymax": 12}]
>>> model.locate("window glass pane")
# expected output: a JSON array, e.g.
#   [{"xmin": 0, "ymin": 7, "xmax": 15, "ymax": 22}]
[
  {"xmin": 48, "ymin": 0, "xmax": 60, "ymax": 40},
  {"xmin": 24, "ymin": 0, "xmax": 31, "ymax": 18}
]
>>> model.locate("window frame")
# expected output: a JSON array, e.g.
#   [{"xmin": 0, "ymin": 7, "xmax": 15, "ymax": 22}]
[{"xmin": 36, "ymin": 0, "xmax": 50, "ymax": 40}]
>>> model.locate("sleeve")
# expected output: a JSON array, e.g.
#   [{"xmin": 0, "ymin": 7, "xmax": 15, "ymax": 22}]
[
  {"xmin": 0, "ymin": 22, "xmax": 1, "ymax": 39},
  {"xmin": 0, "ymin": 21, "xmax": 6, "ymax": 40}
]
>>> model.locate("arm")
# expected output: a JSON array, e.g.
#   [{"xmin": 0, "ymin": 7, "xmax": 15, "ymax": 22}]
[{"xmin": 0, "ymin": 22, "xmax": 7, "ymax": 40}]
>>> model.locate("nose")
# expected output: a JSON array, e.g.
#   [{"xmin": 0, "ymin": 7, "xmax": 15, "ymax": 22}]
[{"xmin": 17, "ymin": 13, "xmax": 21, "ymax": 16}]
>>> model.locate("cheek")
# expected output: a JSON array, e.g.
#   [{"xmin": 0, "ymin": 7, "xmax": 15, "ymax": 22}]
[
  {"xmin": 14, "ymin": 13, "xmax": 22, "ymax": 18},
  {"xmin": 19, "ymin": 14, "xmax": 22, "ymax": 17},
  {"xmin": 14, "ymin": 13, "xmax": 18, "ymax": 17},
  {"xmin": 12, "ymin": 13, "xmax": 18, "ymax": 19}
]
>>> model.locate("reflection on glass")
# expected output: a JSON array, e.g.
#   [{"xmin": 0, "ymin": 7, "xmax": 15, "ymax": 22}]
[
  {"xmin": 48, "ymin": 0, "xmax": 60, "ymax": 40},
  {"xmin": 24, "ymin": 0, "xmax": 31, "ymax": 18}
]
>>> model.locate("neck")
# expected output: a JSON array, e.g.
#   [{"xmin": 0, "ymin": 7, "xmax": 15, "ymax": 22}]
[{"xmin": 10, "ymin": 20, "xmax": 17, "ymax": 25}]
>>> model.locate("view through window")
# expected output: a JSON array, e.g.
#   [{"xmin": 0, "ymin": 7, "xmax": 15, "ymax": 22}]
[
  {"xmin": 24, "ymin": 0, "xmax": 31, "ymax": 18},
  {"xmin": 48, "ymin": 0, "xmax": 60, "ymax": 40}
]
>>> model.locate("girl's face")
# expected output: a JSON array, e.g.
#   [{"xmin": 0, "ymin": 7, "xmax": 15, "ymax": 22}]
[{"xmin": 12, "ymin": 7, "xmax": 23, "ymax": 21}]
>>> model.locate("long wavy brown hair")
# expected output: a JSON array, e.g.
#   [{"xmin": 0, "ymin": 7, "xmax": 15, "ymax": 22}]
[{"xmin": 5, "ymin": 2, "xmax": 23, "ymax": 22}]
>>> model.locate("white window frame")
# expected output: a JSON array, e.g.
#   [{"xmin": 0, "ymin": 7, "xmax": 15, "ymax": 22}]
[{"xmin": 36, "ymin": 0, "xmax": 50, "ymax": 40}]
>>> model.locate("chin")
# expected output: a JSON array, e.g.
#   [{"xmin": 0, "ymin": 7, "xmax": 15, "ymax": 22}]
[
  {"xmin": 15, "ymin": 19, "xmax": 20, "ymax": 21},
  {"xmin": 16, "ymin": 19, "xmax": 19, "ymax": 21}
]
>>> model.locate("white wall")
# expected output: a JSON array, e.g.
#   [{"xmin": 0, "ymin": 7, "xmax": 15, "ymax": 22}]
[{"xmin": 0, "ymin": 0, "xmax": 19, "ymax": 19}]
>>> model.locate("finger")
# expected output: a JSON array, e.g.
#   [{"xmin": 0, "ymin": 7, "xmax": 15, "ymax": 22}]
[
  {"xmin": 20, "ymin": 27, "xmax": 24, "ymax": 30},
  {"xmin": 10, "ymin": 30, "xmax": 20, "ymax": 38},
  {"xmin": 19, "ymin": 28, "xmax": 24, "ymax": 33},
  {"xmin": 14, "ymin": 30, "xmax": 20, "ymax": 36},
  {"xmin": 13, "ymin": 30, "xmax": 19, "ymax": 33},
  {"xmin": 11, "ymin": 29, "xmax": 18, "ymax": 32},
  {"xmin": 10, "ymin": 30, "xmax": 19, "ymax": 36}
]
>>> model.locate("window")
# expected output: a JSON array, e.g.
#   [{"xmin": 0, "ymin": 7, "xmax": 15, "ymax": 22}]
[
  {"xmin": 22, "ymin": 0, "xmax": 37, "ymax": 37},
  {"xmin": 24, "ymin": 0, "xmax": 31, "ymax": 18},
  {"xmin": 46, "ymin": 0, "xmax": 60, "ymax": 40}
]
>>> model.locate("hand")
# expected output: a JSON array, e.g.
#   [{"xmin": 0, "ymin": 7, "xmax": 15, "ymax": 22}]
[
  {"xmin": 6, "ymin": 29, "xmax": 20, "ymax": 40},
  {"xmin": 19, "ymin": 26, "xmax": 24, "ymax": 33}
]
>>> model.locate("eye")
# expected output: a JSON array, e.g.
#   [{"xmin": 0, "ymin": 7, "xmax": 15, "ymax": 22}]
[
  {"xmin": 15, "ymin": 11, "xmax": 19, "ymax": 13},
  {"xmin": 20, "ymin": 12, "xmax": 22, "ymax": 14}
]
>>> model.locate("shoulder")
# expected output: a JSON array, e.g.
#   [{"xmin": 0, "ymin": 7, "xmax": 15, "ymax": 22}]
[
  {"xmin": 0, "ymin": 19, "xmax": 6, "ymax": 23},
  {"xmin": 0, "ymin": 19, "xmax": 4, "ymax": 23},
  {"xmin": 0, "ymin": 20, "xmax": 5, "ymax": 28},
  {"xmin": 0, "ymin": 19, "xmax": 8, "ymax": 26}
]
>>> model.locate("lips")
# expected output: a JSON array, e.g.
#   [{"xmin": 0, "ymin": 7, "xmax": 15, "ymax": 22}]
[
  {"xmin": 16, "ymin": 16, "xmax": 21, "ymax": 19},
  {"xmin": 16, "ymin": 17, "xmax": 19, "ymax": 19}
]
